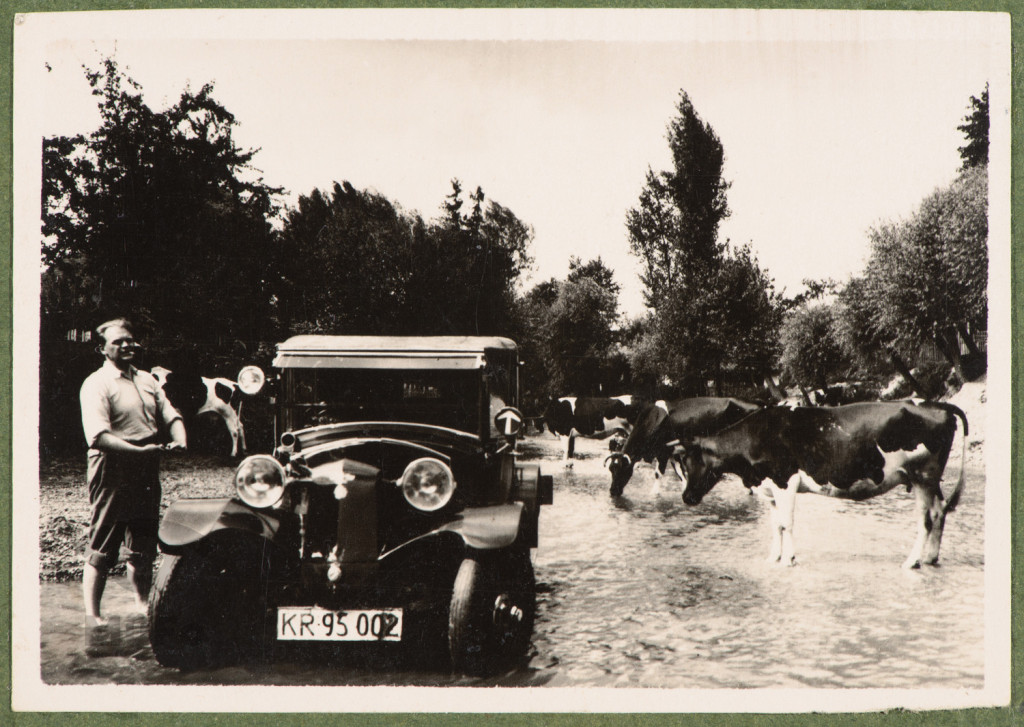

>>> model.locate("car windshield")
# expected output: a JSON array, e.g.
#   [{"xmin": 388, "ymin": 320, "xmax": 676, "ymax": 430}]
[{"xmin": 281, "ymin": 368, "xmax": 485, "ymax": 434}]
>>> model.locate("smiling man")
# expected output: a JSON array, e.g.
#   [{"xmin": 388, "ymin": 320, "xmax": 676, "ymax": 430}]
[{"xmin": 78, "ymin": 318, "xmax": 187, "ymax": 631}]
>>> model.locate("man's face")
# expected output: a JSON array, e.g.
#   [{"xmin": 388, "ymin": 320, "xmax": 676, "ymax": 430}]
[{"xmin": 100, "ymin": 325, "xmax": 137, "ymax": 366}]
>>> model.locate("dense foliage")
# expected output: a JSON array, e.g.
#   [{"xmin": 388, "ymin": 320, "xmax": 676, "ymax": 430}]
[
  {"xmin": 781, "ymin": 89, "xmax": 989, "ymax": 396},
  {"xmin": 958, "ymin": 85, "xmax": 989, "ymax": 171},
  {"xmin": 39, "ymin": 61, "xmax": 990, "ymax": 452},
  {"xmin": 41, "ymin": 59, "xmax": 284, "ymax": 452},
  {"xmin": 849, "ymin": 165, "xmax": 988, "ymax": 383},
  {"xmin": 42, "ymin": 58, "xmax": 282, "ymax": 353},
  {"xmin": 778, "ymin": 303, "xmax": 848, "ymax": 391},
  {"xmin": 626, "ymin": 91, "xmax": 781, "ymax": 396},
  {"xmin": 40, "ymin": 60, "xmax": 535, "ymax": 451}
]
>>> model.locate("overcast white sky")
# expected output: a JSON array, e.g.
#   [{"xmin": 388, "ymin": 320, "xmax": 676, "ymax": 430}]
[{"xmin": 22, "ymin": 9, "xmax": 1007, "ymax": 316}]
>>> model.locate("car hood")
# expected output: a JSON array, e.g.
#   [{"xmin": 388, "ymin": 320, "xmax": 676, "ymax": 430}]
[{"xmin": 281, "ymin": 421, "xmax": 486, "ymax": 471}]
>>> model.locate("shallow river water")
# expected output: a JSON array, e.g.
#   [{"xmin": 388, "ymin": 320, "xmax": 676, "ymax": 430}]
[{"xmin": 38, "ymin": 433, "xmax": 986, "ymax": 691}]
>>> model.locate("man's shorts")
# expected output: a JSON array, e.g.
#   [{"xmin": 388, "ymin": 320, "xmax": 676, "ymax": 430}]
[
  {"xmin": 86, "ymin": 517, "xmax": 158, "ymax": 570},
  {"xmin": 85, "ymin": 440, "xmax": 162, "ymax": 570}
]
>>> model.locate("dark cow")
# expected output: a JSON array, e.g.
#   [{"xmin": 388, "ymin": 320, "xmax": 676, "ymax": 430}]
[
  {"xmin": 150, "ymin": 366, "xmax": 247, "ymax": 457},
  {"xmin": 543, "ymin": 396, "xmax": 643, "ymax": 463},
  {"xmin": 679, "ymin": 401, "xmax": 968, "ymax": 568},
  {"xmin": 606, "ymin": 397, "xmax": 762, "ymax": 497}
]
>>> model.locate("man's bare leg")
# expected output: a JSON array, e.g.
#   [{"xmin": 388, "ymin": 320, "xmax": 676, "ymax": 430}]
[{"xmin": 83, "ymin": 563, "xmax": 108, "ymax": 626}]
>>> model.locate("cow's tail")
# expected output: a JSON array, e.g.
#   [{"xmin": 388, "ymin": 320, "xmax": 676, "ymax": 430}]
[{"xmin": 928, "ymin": 402, "xmax": 969, "ymax": 514}]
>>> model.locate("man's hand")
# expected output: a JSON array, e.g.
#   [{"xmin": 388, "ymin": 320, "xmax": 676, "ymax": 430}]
[{"xmin": 163, "ymin": 442, "xmax": 187, "ymax": 452}]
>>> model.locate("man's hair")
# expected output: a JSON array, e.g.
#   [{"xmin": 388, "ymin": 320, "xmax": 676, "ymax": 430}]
[{"xmin": 95, "ymin": 318, "xmax": 133, "ymax": 345}]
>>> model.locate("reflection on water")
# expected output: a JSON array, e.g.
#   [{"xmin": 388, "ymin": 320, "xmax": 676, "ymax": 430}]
[{"xmin": 39, "ymin": 437, "xmax": 986, "ymax": 689}]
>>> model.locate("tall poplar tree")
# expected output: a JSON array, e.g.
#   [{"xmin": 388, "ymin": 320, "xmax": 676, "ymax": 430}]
[{"xmin": 626, "ymin": 90, "xmax": 779, "ymax": 394}]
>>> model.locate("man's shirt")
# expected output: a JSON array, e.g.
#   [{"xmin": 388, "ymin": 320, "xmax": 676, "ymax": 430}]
[{"xmin": 80, "ymin": 360, "xmax": 182, "ymax": 449}]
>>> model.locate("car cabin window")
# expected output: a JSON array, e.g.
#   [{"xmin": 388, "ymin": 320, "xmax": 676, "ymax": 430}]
[{"xmin": 282, "ymin": 369, "xmax": 484, "ymax": 433}]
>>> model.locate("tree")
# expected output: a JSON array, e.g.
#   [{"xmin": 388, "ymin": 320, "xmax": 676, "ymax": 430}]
[
  {"xmin": 274, "ymin": 178, "xmax": 534, "ymax": 338},
  {"xmin": 835, "ymin": 163, "xmax": 988, "ymax": 391},
  {"xmin": 663, "ymin": 92, "xmax": 730, "ymax": 269},
  {"xmin": 42, "ymin": 57, "xmax": 283, "ymax": 354},
  {"xmin": 409, "ymin": 180, "xmax": 534, "ymax": 335},
  {"xmin": 515, "ymin": 257, "xmax": 623, "ymax": 404},
  {"xmin": 625, "ymin": 90, "xmax": 780, "ymax": 395},
  {"xmin": 958, "ymin": 85, "xmax": 989, "ymax": 171},
  {"xmin": 625, "ymin": 169, "xmax": 681, "ymax": 308},
  {"xmin": 539, "ymin": 276, "xmax": 619, "ymax": 397},
  {"xmin": 779, "ymin": 303, "xmax": 849, "ymax": 392},
  {"xmin": 782, "ymin": 277, "xmax": 839, "ymax": 311},
  {"xmin": 567, "ymin": 255, "xmax": 619, "ymax": 295},
  {"xmin": 626, "ymin": 91, "xmax": 730, "ymax": 306},
  {"xmin": 273, "ymin": 181, "xmax": 418, "ymax": 335},
  {"xmin": 863, "ymin": 167, "xmax": 987, "ymax": 380},
  {"xmin": 40, "ymin": 58, "xmax": 284, "ymax": 452}
]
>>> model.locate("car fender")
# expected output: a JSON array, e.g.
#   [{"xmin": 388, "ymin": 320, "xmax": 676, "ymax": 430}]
[
  {"xmin": 158, "ymin": 498, "xmax": 284, "ymax": 550},
  {"xmin": 380, "ymin": 503, "xmax": 525, "ymax": 561}
]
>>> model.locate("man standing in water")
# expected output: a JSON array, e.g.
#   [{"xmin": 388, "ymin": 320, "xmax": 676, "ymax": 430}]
[{"xmin": 79, "ymin": 318, "xmax": 186, "ymax": 629}]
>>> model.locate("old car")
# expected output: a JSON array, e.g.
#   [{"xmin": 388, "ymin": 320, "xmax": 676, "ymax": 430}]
[{"xmin": 148, "ymin": 336, "xmax": 552, "ymax": 675}]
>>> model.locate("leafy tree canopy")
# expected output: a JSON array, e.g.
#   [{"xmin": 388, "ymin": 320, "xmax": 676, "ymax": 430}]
[
  {"xmin": 958, "ymin": 85, "xmax": 989, "ymax": 171},
  {"xmin": 42, "ymin": 56, "xmax": 284, "ymax": 355},
  {"xmin": 274, "ymin": 178, "xmax": 535, "ymax": 338},
  {"xmin": 625, "ymin": 90, "xmax": 778, "ymax": 395},
  {"xmin": 779, "ymin": 302, "xmax": 848, "ymax": 391}
]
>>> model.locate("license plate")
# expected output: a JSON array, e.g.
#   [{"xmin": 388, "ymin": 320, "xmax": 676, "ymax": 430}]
[{"xmin": 276, "ymin": 607, "xmax": 403, "ymax": 642}]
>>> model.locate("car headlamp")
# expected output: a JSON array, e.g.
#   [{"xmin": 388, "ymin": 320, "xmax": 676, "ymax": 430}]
[
  {"xmin": 236, "ymin": 365, "xmax": 266, "ymax": 395},
  {"xmin": 399, "ymin": 458, "xmax": 456, "ymax": 512},
  {"xmin": 235, "ymin": 454, "xmax": 286, "ymax": 508}
]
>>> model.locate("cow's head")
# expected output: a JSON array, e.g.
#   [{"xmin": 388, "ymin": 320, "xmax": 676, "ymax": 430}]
[
  {"xmin": 150, "ymin": 365, "xmax": 172, "ymax": 387},
  {"xmin": 605, "ymin": 451, "xmax": 634, "ymax": 497},
  {"xmin": 679, "ymin": 440, "xmax": 724, "ymax": 505}
]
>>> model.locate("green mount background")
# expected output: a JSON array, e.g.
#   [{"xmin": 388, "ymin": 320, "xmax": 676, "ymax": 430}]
[{"xmin": 3, "ymin": 2, "xmax": 1020, "ymax": 726}]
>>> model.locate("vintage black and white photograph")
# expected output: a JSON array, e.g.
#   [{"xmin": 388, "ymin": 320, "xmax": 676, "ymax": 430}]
[{"xmin": 12, "ymin": 8, "xmax": 1011, "ymax": 714}]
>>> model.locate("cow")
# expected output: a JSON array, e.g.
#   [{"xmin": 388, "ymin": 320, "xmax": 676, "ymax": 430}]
[
  {"xmin": 606, "ymin": 397, "xmax": 762, "ymax": 497},
  {"xmin": 678, "ymin": 401, "xmax": 968, "ymax": 569},
  {"xmin": 150, "ymin": 366, "xmax": 247, "ymax": 458},
  {"xmin": 543, "ymin": 395, "xmax": 643, "ymax": 464}
]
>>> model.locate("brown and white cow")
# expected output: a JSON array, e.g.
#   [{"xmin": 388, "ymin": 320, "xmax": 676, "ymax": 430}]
[
  {"xmin": 150, "ymin": 366, "xmax": 247, "ymax": 457},
  {"xmin": 543, "ymin": 395, "xmax": 643, "ymax": 464},
  {"xmin": 606, "ymin": 397, "xmax": 762, "ymax": 497},
  {"xmin": 679, "ymin": 401, "xmax": 968, "ymax": 569}
]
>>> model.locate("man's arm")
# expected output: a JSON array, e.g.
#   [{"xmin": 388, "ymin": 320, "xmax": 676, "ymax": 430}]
[
  {"xmin": 92, "ymin": 432, "xmax": 164, "ymax": 454},
  {"xmin": 165, "ymin": 418, "xmax": 188, "ymax": 451}
]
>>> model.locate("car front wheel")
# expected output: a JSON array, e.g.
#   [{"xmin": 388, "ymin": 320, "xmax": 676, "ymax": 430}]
[
  {"xmin": 448, "ymin": 548, "xmax": 536, "ymax": 676},
  {"xmin": 148, "ymin": 534, "xmax": 279, "ymax": 670}
]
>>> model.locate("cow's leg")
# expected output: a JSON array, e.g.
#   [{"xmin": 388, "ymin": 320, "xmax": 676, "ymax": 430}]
[
  {"xmin": 649, "ymin": 462, "xmax": 662, "ymax": 497},
  {"xmin": 235, "ymin": 416, "xmax": 247, "ymax": 458},
  {"xmin": 759, "ymin": 482, "xmax": 785, "ymax": 564},
  {"xmin": 210, "ymin": 404, "xmax": 241, "ymax": 458},
  {"xmin": 921, "ymin": 490, "xmax": 947, "ymax": 566},
  {"xmin": 225, "ymin": 411, "xmax": 241, "ymax": 458},
  {"xmin": 560, "ymin": 433, "xmax": 575, "ymax": 465},
  {"xmin": 903, "ymin": 483, "xmax": 937, "ymax": 569},
  {"xmin": 762, "ymin": 478, "xmax": 799, "ymax": 566},
  {"xmin": 917, "ymin": 455, "xmax": 951, "ymax": 566}
]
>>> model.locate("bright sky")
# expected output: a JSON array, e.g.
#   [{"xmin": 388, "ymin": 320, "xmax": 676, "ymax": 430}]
[{"xmin": 21, "ymin": 9, "xmax": 1007, "ymax": 316}]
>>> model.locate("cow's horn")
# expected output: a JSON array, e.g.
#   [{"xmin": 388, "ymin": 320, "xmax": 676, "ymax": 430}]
[{"xmin": 603, "ymin": 452, "xmax": 630, "ymax": 468}]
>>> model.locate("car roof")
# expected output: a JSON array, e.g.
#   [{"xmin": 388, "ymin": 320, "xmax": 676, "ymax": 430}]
[{"xmin": 273, "ymin": 335, "xmax": 518, "ymax": 370}]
